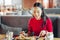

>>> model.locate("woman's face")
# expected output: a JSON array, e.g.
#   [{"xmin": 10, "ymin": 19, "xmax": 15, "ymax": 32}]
[{"xmin": 32, "ymin": 7, "xmax": 42, "ymax": 20}]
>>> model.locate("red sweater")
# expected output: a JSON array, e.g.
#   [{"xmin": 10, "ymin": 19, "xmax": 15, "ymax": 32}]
[{"xmin": 28, "ymin": 17, "xmax": 53, "ymax": 36}]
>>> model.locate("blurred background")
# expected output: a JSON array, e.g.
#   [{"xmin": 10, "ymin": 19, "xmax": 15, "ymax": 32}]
[
  {"xmin": 0, "ymin": 0, "xmax": 60, "ymax": 15},
  {"xmin": 0, "ymin": 0, "xmax": 60, "ymax": 38}
]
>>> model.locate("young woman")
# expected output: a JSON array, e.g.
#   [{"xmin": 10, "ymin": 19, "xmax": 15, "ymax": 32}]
[{"xmin": 28, "ymin": 2, "xmax": 54, "ymax": 39}]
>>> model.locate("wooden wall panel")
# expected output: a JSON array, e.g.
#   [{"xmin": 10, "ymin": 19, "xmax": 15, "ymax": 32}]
[
  {"xmin": 23, "ymin": 0, "xmax": 36, "ymax": 10},
  {"xmin": 23, "ymin": 0, "xmax": 54, "ymax": 9},
  {"xmin": 49, "ymin": 0, "xmax": 54, "ymax": 8}
]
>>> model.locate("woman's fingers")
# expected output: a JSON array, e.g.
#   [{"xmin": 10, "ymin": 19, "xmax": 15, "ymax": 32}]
[{"xmin": 39, "ymin": 30, "xmax": 47, "ymax": 37}]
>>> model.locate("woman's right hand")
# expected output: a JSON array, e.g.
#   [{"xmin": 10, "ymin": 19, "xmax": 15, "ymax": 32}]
[{"xmin": 39, "ymin": 30, "xmax": 47, "ymax": 37}]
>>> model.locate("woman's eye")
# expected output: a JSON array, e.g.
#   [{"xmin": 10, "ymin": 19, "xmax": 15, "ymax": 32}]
[
  {"xmin": 37, "ymin": 11, "xmax": 39, "ymax": 13},
  {"xmin": 34, "ymin": 11, "xmax": 36, "ymax": 13}
]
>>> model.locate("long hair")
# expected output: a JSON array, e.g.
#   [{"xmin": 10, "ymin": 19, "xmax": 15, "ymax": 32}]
[{"xmin": 33, "ymin": 2, "xmax": 48, "ymax": 27}]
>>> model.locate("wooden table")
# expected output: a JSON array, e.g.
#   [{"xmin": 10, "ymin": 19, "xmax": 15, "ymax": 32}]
[
  {"xmin": 15, "ymin": 36, "xmax": 60, "ymax": 40},
  {"xmin": 0, "ymin": 34, "xmax": 6, "ymax": 40},
  {"xmin": 54, "ymin": 38, "xmax": 60, "ymax": 40},
  {"xmin": 0, "ymin": 34, "xmax": 60, "ymax": 40}
]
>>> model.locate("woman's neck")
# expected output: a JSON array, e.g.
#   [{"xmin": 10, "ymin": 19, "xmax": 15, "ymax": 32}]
[{"xmin": 35, "ymin": 17, "xmax": 41, "ymax": 20}]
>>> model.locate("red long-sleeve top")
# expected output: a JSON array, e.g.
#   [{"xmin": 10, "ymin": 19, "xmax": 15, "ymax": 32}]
[{"xmin": 28, "ymin": 17, "xmax": 53, "ymax": 36}]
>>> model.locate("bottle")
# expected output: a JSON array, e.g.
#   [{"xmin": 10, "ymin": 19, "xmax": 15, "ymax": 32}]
[
  {"xmin": 6, "ymin": 30, "xmax": 9, "ymax": 40},
  {"xmin": 6, "ymin": 31, "xmax": 13, "ymax": 40}
]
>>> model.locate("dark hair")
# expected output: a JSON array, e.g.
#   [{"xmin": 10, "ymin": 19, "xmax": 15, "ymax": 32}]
[{"xmin": 33, "ymin": 2, "xmax": 48, "ymax": 27}]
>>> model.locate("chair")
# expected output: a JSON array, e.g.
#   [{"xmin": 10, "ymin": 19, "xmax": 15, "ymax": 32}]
[{"xmin": 1, "ymin": 24, "xmax": 22, "ymax": 35}]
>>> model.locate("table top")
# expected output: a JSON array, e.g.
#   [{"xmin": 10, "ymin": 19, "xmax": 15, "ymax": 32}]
[
  {"xmin": 0, "ymin": 34, "xmax": 6, "ymax": 40},
  {"xmin": 54, "ymin": 38, "xmax": 60, "ymax": 40},
  {"xmin": 15, "ymin": 36, "xmax": 60, "ymax": 40},
  {"xmin": 0, "ymin": 34, "xmax": 60, "ymax": 40}
]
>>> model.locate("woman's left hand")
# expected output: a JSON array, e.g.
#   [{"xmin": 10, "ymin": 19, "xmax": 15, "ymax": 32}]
[{"xmin": 39, "ymin": 30, "xmax": 47, "ymax": 37}]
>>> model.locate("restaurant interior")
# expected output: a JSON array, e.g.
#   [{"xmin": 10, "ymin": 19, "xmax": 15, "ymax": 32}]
[{"xmin": 0, "ymin": 0, "xmax": 60, "ymax": 40}]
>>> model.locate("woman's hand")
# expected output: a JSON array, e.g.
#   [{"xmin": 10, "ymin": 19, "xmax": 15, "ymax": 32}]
[
  {"xmin": 39, "ymin": 30, "xmax": 47, "ymax": 37},
  {"xmin": 20, "ymin": 31, "xmax": 28, "ymax": 37}
]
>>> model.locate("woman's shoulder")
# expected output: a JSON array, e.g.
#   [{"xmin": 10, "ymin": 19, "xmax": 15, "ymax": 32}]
[
  {"xmin": 29, "ymin": 17, "xmax": 35, "ymax": 21},
  {"xmin": 28, "ymin": 17, "xmax": 34, "ymax": 24},
  {"xmin": 46, "ymin": 17, "xmax": 52, "ymax": 22}
]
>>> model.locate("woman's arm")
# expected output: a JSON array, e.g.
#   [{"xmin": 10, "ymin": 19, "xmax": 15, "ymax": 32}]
[
  {"xmin": 28, "ymin": 19, "xmax": 32, "ymax": 36},
  {"xmin": 39, "ymin": 18, "xmax": 54, "ymax": 38},
  {"xmin": 47, "ymin": 18, "xmax": 53, "ymax": 32},
  {"xmin": 45, "ymin": 18, "xmax": 54, "ymax": 40}
]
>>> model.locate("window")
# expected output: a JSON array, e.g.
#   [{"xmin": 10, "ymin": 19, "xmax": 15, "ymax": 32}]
[
  {"xmin": 43, "ymin": 0, "xmax": 49, "ymax": 9},
  {"xmin": 5, "ymin": 0, "xmax": 12, "ymax": 5},
  {"xmin": 0, "ymin": 0, "xmax": 3, "ymax": 5}
]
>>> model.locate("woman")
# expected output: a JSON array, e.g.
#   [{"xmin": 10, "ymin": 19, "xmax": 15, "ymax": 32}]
[{"xmin": 28, "ymin": 2, "xmax": 53, "ymax": 39}]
